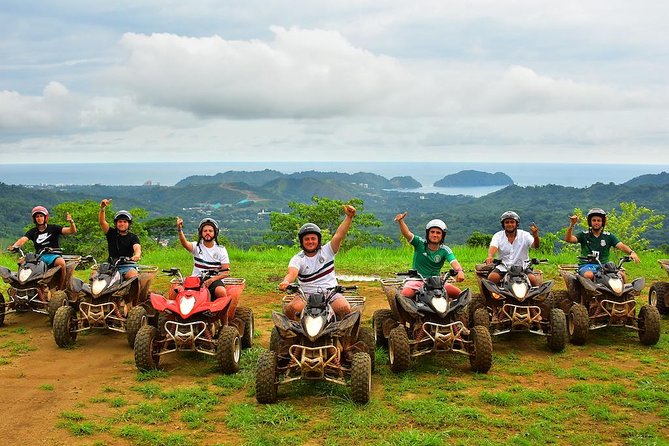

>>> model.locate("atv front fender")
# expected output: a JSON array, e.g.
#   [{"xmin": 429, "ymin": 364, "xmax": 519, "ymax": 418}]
[
  {"xmin": 210, "ymin": 296, "xmax": 231, "ymax": 313},
  {"xmin": 631, "ymin": 277, "xmax": 645, "ymax": 292},
  {"xmin": 527, "ymin": 280, "xmax": 554, "ymax": 299},
  {"xmin": 149, "ymin": 293, "xmax": 170, "ymax": 311},
  {"xmin": 449, "ymin": 288, "xmax": 471, "ymax": 314},
  {"xmin": 576, "ymin": 275, "xmax": 601, "ymax": 294},
  {"xmin": 396, "ymin": 295, "xmax": 420, "ymax": 316},
  {"xmin": 0, "ymin": 266, "xmax": 13, "ymax": 281}
]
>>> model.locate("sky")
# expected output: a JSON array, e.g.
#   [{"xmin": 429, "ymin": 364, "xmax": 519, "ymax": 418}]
[{"xmin": 1, "ymin": 1, "xmax": 668, "ymax": 165}]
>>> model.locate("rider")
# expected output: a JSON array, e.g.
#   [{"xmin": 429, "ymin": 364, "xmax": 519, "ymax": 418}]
[
  {"xmin": 564, "ymin": 208, "xmax": 639, "ymax": 280},
  {"xmin": 485, "ymin": 211, "xmax": 541, "ymax": 286},
  {"xmin": 98, "ymin": 199, "xmax": 141, "ymax": 279},
  {"xmin": 176, "ymin": 217, "xmax": 229, "ymax": 301},
  {"xmin": 393, "ymin": 212, "xmax": 465, "ymax": 298},
  {"xmin": 278, "ymin": 205, "xmax": 356, "ymax": 320},
  {"xmin": 9, "ymin": 206, "xmax": 77, "ymax": 290}
]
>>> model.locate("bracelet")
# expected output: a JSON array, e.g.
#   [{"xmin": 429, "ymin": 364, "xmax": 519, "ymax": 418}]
[
  {"xmin": 455, "ymin": 268, "xmax": 463, "ymax": 272},
  {"xmin": 177, "ymin": 228, "xmax": 183, "ymax": 233},
  {"xmin": 629, "ymin": 250, "xmax": 635, "ymax": 255}
]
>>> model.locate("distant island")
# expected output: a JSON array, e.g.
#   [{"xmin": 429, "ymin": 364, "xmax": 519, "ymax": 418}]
[
  {"xmin": 389, "ymin": 176, "xmax": 422, "ymax": 189},
  {"xmin": 434, "ymin": 170, "xmax": 514, "ymax": 187}
]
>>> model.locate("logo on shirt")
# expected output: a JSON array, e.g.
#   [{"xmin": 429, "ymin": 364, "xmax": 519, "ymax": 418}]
[
  {"xmin": 36, "ymin": 233, "xmax": 52, "ymax": 244},
  {"xmin": 434, "ymin": 255, "xmax": 442, "ymax": 263},
  {"xmin": 600, "ymin": 240, "xmax": 606, "ymax": 247}
]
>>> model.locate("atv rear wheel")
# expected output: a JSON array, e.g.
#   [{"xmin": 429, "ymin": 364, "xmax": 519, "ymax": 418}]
[
  {"xmin": 372, "ymin": 309, "xmax": 393, "ymax": 347},
  {"xmin": 638, "ymin": 305, "xmax": 661, "ymax": 346},
  {"xmin": 350, "ymin": 352, "xmax": 371, "ymax": 404},
  {"xmin": 357, "ymin": 326, "xmax": 376, "ymax": 372},
  {"xmin": 649, "ymin": 282, "xmax": 669, "ymax": 315},
  {"xmin": 568, "ymin": 303, "xmax": 589, "ymax": 346},
  {"xmin": 216, "ymin": 326, "xmax": 241, "ymax": 374},
  {"xmin": 235, "ymin": 306, "xmax": 254, "ymax": 349},
  {"xmin": 547, "ymin": 291, "xmax": 571, "ymax": 314},
  {"xmin": 0, "ymin": 293, "xmax": 5, "ymax": 327},
  {"xmin": 388, "ymin": 326, "xmax": 411, "ymax": 373},
  {"xmin": 547, "ymin": 308, "xmax": 567, "ymax": 352},
  {"xmin": 468, "ymin": 325, "xmax": 493, "ymax": 373},
  {"xmin": 126, "ymin": 306, "xmax": 148, "ymax": 348},
  {"xmin": 255, "ymin": 350, "xmax": 278, "ymax": 404},
  {"xmin": 269, "ymin": 327, "xmax": 281, "ymax": 353},
  {"xmin": 468, "ymin": 294, "xmax": 487, "ymax": 327},
  {"xmin": 48, "ymin": 291, "xmax": 67, "ymax": 326},
  {"xmin": 134, "ymin": 325, "xmax": 160, "ymax": 371},
  {"xmin": 473, "ymin": 307, "xmax": 490, "ymax": 329},
  {"xmin": 53, "ymin": 306, "xmax": 78, "ymax": 348}
]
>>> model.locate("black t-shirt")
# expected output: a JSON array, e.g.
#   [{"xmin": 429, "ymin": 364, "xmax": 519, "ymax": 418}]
[
  {"xmin": 25, "ymin": 224, "xmax": 63, "ymax": 252},
  {"xmin": 105, "ymin": 228, "xmax": 140, "ymax": 261}
]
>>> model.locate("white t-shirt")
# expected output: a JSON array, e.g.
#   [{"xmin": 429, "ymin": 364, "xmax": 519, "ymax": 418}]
[
  {"xmin": 190, "ymin": 242, "xmax": 230, "ymax": 276},
  {"xmin": 288, "ymin": 242, "xmax": 337, "ymax": 293},
  {"xmin": 490, "ymin": 229, "xmax": 535, "ymax": 268}
]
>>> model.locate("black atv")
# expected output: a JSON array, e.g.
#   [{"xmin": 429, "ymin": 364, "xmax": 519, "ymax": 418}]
[
  {"xmin": 375, "ymin": 270, "xmax": 492, "ymax": 373},
  {"xmin": 648, "ymin": 259, "xmax": 669, "ymax": 315}
]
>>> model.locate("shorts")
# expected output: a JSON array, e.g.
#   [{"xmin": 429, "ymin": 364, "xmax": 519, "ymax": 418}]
[
  {"xmin": 208, "ymin": 279, "xmax": 226, "ymax": 300},
  {"xmin": 118, "ymin": 264, "xmax": 138, "ymax": 276},
  {"xmin": 578, "ymin": 264, "xmax": 600, "ymax": 275},
  {"xmin": 40, "ymin": 253, "xmax": 61, "ymax": 267}
]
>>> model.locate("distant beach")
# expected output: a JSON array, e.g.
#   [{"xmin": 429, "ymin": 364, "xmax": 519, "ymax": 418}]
[{"xmin": 1, "ymin": 162, "xmax": 667, "ymax": 198}]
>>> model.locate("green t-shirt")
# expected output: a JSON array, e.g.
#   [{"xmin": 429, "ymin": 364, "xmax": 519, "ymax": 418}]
[
  {"xmin": 575, "ymin": 230, "xmax": 621, "ymax": 264},
  {"xmin": 410, "ymin": 236, "xmax": 457, "ymax": 277}
]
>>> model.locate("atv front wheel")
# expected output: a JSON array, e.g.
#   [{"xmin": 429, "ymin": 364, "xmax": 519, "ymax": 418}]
[
  {"xmin": 468, "ymin": 325, "xmax": 493, "ymax": 373},
  {"xmin": 649, "ymin": 282, "xmax": 669, "ymax": 315},
  {"xmin": 255, "ymin": 350, "xmax": 278, "ymax": 404},
  {"xmin": 350, "ymin": 352, "xmax": 371, "ymax": 404},
  {"xmin": 638, "ymin": 305, "xmax": 661, "ymax": 346},
  {"xmin": 48, "ymin": 291, "xmax": 67, "ymax": 326},
  {"xmin": 372, "ymin": 309, "xmax": 393, "ymax": 347},
  {"xmin": 134, "ymin": 325, "xmax": 160, "ymax": 371},
  {"xmin": 547, "ymin": 308, "xmax": 567, "ymax": 352},
  {"xmin": 53, "ymin": 306, "xmax": 78, "ymax": 347},
  {"xmin": 473, "ymin": 307, "xmax": 490, "ymax": 329},
  {"xmin": 356, "ymin": 326, "xmax": 376, "ymax": 372},
  {"xmin": 217, "ymin": 326, "xmax": 241, "ymax": 374},
  {"xmin": 126, "ymin": 306, "xmax": 148, "ymax": 348},
  {"xmin": 568, "ymin": 304, "xmax": 589, "ymax": 346},
  {"xmin": 388, "ymin": 326, "xmax": 411, "ymax": 372},
  {"xmin": 0, "ymin": 293, "xmax": 5, "ymax": 327},
  {"xmin": 235, "ymin": 306, "xmax": 254, "ymax": 349}
]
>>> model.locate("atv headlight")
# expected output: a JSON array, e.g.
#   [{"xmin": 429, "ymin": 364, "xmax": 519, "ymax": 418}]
[
  {"xmin": 511, "ymin": 283, "xmax": 528, "ymax": 299},
  {"xmin": 305, "ymin": 315, "xmax": 325, "ymax": 338},
  {"xmin": 91, "ymin": 279, "xmax": 107, "ymax": 296},
  {"xmin": 179, "ymin": 296, "xmax": 196, "ymax": 315},
  {"xmin": 608, "ymin": 277, "xmax": 623, "ymax": 295},
  {"xmin": 432, "ymin": 296, "xmax": 448, "ymax": 313},
  {"xmin": 18, "ymin": 268, "xmax": 31, "ymax": 283}
]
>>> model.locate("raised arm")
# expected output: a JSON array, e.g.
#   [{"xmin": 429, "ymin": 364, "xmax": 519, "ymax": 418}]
[
  {"xmin": 62, "ymin": 212, "xmax": 77, "ymax": 235},
  {"xmin": 529, "ymin": 222, "xmax": 540, "ymax": 249},
  {"xmin": 394, "ymin": 211, "xmax": 414, "ymax": 242},
  {"xmin": 99, "ymin": 199, "xmax": 111, "ymax": 234},
  {"xmin": 565, "ymin": 215, "xmax": 579, "ymax": 243},
  {"xmin": 330, "ymin": 205, "xmax": 356, "ymax": 254},
  {"xmin": 176, "ymin": 217, "xmax": 194, "ymax": 253}
]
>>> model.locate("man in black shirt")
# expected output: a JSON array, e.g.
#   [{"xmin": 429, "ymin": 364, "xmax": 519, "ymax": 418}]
[{"xmin": 98, "ymin": 199, "xmax": 141, "ymax": 279}]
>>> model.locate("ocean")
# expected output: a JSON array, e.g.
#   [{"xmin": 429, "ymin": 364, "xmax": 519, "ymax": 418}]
[{"xmin": 1, "ymin": 162, "xmax": 667, "ymax": 197}]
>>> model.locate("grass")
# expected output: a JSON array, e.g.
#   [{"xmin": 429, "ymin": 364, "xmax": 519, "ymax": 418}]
[{"xmin": 2, "ymin": 246, "xmax": 669, "ymax": 445}]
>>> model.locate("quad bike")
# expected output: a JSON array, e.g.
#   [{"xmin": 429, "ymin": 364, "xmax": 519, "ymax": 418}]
[
  {"xmin": 134, "ymin": 268, "xmax": 252, "ymax": 374},
  {"xmin": 648, "ymin": 259, "xmax": 669, "ymax": 315},
  {"xmin": 470, "ymin": 259, "xmax": 567, "ymax": 352},
  {"xmin": 0, "ymin": 247, "xmax": 81, "ymax": 326},
  {"xmin": 557, "ymin": 253, "xmax": 659, "ymax": 346},
  {"xmin": 374, "ymin": 270, "xmax": 492, "ymax": 373},
  {"xmin": 52, "ymin": 257, "xmax": 158, "ymax": 348},
  {"xmin": 256, "ymin": 284, "xmax": 373, "ymax": 405}
]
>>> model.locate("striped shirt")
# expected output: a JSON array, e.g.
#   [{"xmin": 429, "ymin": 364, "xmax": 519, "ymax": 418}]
[
  {"xmin": 189, "ymin": 242, "xmax": 229, "ymax": 276},
  {"xmin": 288, "ymin": 242, "xmax": 337, "ymax": 293}
]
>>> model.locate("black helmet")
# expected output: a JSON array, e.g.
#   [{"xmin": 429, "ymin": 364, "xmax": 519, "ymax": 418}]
[
  {"xmin": 425, "ymin": 219, "xmax": 447, "ymax": 243},
  {"xmin": 298, "ymin": 223, "xmax": 322, "ymax": 250},
  {"xmin": 198, "ymin": 218, "xmax": 219, "ymax": 240},
  {"xmin": 587, "ymin": 208, "xmax": 607, "ymax": 227},
  {"xmin": 499, "ymin": 211, "xmax": 520, "ymax": 228},
  {"xmin": 114, "ymin": 210, "xmax": 133, "ymax": 224}
]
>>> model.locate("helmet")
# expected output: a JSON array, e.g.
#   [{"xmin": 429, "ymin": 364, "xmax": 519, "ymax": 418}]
[
  {"xmin": 32, "ymin": 206, "xmax": 49, "ymax": 223},
  {"xmin": 425, "ymin": 219, "xmax": 447, "ymax": 243},
  {"xmin": 499, "ymin": 211, "xmax": 520, "ymax": 228},
  {"xmin": 586, "ymin": 208, "xmax": 607, "ymax": 227},
  {"xmin": 198, "ymin": 218, "xmax": 219, "ymax": 240},
  {"xmin": 298, "ymin": 223, "xmax": 322, "ymax": 249},
  {"xmin": 114, "ymin": 210, "xmax": 133, "ymax": 224}
]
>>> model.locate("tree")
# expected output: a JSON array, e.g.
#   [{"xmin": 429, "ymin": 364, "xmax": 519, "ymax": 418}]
[
  {"xmin": 266, "ymin": 196, "xmax": 392, "ymax": 250},
  {"xmin": 466, "ymin": 231, "xmax": 492, "ymax": 248},
  {"xmin": 144, "ymin": 217, "xmax": 177, "ymax": 246}
]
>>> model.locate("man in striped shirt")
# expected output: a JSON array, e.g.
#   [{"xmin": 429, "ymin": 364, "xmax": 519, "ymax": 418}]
[
  {"xmin": 279, "ymin": 205, "xmax": 356, "ymax": 320},
  {"xmin": 177, "ymin": 217, "xmax": 229, "ymax": 301}
]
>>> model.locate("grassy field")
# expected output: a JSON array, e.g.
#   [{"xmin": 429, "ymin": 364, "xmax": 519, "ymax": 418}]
[{"xmin": 1, "ymin": 246, "xmax": 669, "ymax": 445}]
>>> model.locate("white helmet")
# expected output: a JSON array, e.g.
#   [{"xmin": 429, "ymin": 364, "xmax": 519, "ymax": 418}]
[{"xmin": 425, "ymin": 219, "xmax": 447, "ymax": 243}]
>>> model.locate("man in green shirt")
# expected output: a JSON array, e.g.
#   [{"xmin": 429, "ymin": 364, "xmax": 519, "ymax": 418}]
[
  {"xmin": 564, "ymin": 208, "xmax": 639, "ymax": 280},
  {"xmin": 394, "ymin": 212, "xmax": 465, "ymax": 298}
]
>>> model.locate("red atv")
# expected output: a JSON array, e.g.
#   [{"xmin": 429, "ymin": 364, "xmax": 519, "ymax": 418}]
[{"xmin": 134, "ymin": 268, "xmax": 253, "ymax": 374}]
